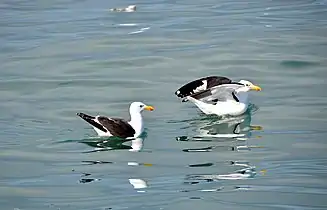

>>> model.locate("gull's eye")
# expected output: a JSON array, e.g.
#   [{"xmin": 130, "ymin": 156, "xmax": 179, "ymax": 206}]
[
  {"xmin": 139, "ymin": 104, "xmax": 144, "ymax": 108},
  {"xmin": 246, "ymin": 84, "xmax": 250, "ymax": 86}
]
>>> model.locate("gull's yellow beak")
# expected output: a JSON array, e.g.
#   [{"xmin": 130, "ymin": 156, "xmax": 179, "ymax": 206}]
[
  {"xmin": 144, "ymin": 105, "xmax": 154, "ymax": 111},
  {"xmin": 251, "ymin": 85, "xmax": 262, "ymax": 91}
]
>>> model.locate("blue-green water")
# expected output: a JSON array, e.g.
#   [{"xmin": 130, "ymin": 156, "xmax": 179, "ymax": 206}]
[{"xmin": 1, "ymin": 0, "xmax": 327, "ymax": 209}]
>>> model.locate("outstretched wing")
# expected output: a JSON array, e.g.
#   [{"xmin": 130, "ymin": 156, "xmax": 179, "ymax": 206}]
[
  {"xmin": 97, "ymin": 117, "xmax": 135, "ymax": 138},
  {"xmin": 188, "ymin": 83, "xmax": 244, "ymax": 103},
  {"xmin": 175, "ymin": 76, "xmax": 232, "ymax": 99}
]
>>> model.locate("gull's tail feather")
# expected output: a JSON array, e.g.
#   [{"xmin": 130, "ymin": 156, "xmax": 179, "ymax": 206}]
[{"xmin": 77, "ymin": 113, "xmax": 107, "ymax": 133}]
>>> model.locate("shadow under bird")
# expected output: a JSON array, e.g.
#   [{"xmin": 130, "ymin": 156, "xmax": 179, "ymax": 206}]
[
  {"xmin": 175, "ymin": 76, "xmax": 262, "ymax": 116},
  {"xmin": 77, "ymin": 102, "xmax": 154, "ymax": 139}
]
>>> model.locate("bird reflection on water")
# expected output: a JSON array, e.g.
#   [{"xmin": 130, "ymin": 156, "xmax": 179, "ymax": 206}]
[
  {"xmin": 185, "ymin": 161, "xmax": 257, "ymax": 183},
  {"xmin": 79, "ymin": 132, "xmax": 147, "ymax": 153},
  {"xmin": 175, "ymin": 105, "xmax": 265, "ymax": 188},
  {"xmin": 176, "ymin": 104, "xmax": 262, "ymax": 143},
  {"xmin": 75, "ymin": 133, "xmax": 150, "ymax": 185},
  {"xmin": 74, "ymin": 106, "xmax": 264, "ymax": 192}
]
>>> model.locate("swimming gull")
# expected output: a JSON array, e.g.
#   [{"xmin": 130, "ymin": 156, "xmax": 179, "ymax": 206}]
[
  {"xmin": 77, "ymin": 102, "xmax": 154, "ymax": 138},
  {"xmin": 175, "ymin": 76, "xmax": 261, "ymax": 116}
]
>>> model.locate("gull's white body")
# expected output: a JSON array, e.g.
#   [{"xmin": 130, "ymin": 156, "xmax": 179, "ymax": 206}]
[
  {"xmin": 187, "ymin": 91, "xmax": 249, "ymax": 116},
  {"xmin": 185, "ymin": 80, "xmax": 260, "ymax": 117}
]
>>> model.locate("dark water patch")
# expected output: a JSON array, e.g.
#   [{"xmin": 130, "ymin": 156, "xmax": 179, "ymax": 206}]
[
  {"xmin": 189, "ymin": 162, "xmax": 214, "ymax": 167},
  {"xmin": 183, "ymin": 146, "xmax": 215, "ymax": 152},
  {"xmin": 182, "ymin": 144, "xmax": 262, "ymax": 153},
  {"xmin": 185, "ymin": 167, "xmax": 257, "ymax": 182},
  {"xmin": 79, "ymin": 178, "xmax": 101, "ymax": 184},
  {"xmin": 189, "ymin": 196, "xmax": 201, "ymax": 200},
  {"xmin": 81, "ymin": 160, "xmax": 114, "ymax": 165},
  {"xmin": 79, "ymin": 139, "xmax": 133, "ymax": 151},
  {"xmin": 176, "ymin": 135, "xmax": 247, "ymax": 142},
  {"xmin": 79, "ymin": 172, "xmax": 101, "ymax": 184},
  {"xmin": 280, "ymin": 60, "xmax": 320, "ymax": 68},
  {"xmin": 51, "ymin": 136, "xmax": 139, "ymax": 153}
]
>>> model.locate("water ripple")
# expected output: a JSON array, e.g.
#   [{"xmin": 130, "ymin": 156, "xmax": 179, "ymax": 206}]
[{"xmin": 1, "ymin": 0, "xmax": 327, "ymax": 209}]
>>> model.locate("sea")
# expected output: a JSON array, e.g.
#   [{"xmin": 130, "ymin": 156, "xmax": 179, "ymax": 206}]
[{"xmin": 1, "ymin": 0, "xmax": 327, "ymax": 209}]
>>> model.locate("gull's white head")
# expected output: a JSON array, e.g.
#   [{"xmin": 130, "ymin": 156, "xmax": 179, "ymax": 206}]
[
  {"xmin": 238, "ymin": 80, "xmax": 262, "ymax": 92},
  {"xmin": 129, "ymin": 102, "xmax": 154, "ymax": 114}
]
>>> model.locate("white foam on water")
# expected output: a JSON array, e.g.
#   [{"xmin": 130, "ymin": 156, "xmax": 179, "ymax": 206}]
[
  {"xmin": 128, "ymin": 27, "xmax": 150, "ymax": 35},
  {"xmin": 118, "ymin": 23, "xmax": 139, "ymax": 26}
]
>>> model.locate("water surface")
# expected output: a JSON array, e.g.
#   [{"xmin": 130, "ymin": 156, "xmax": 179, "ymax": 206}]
[{"xmin": 1, "ymin": 0, "xmax": 327, "ymax": 209}]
